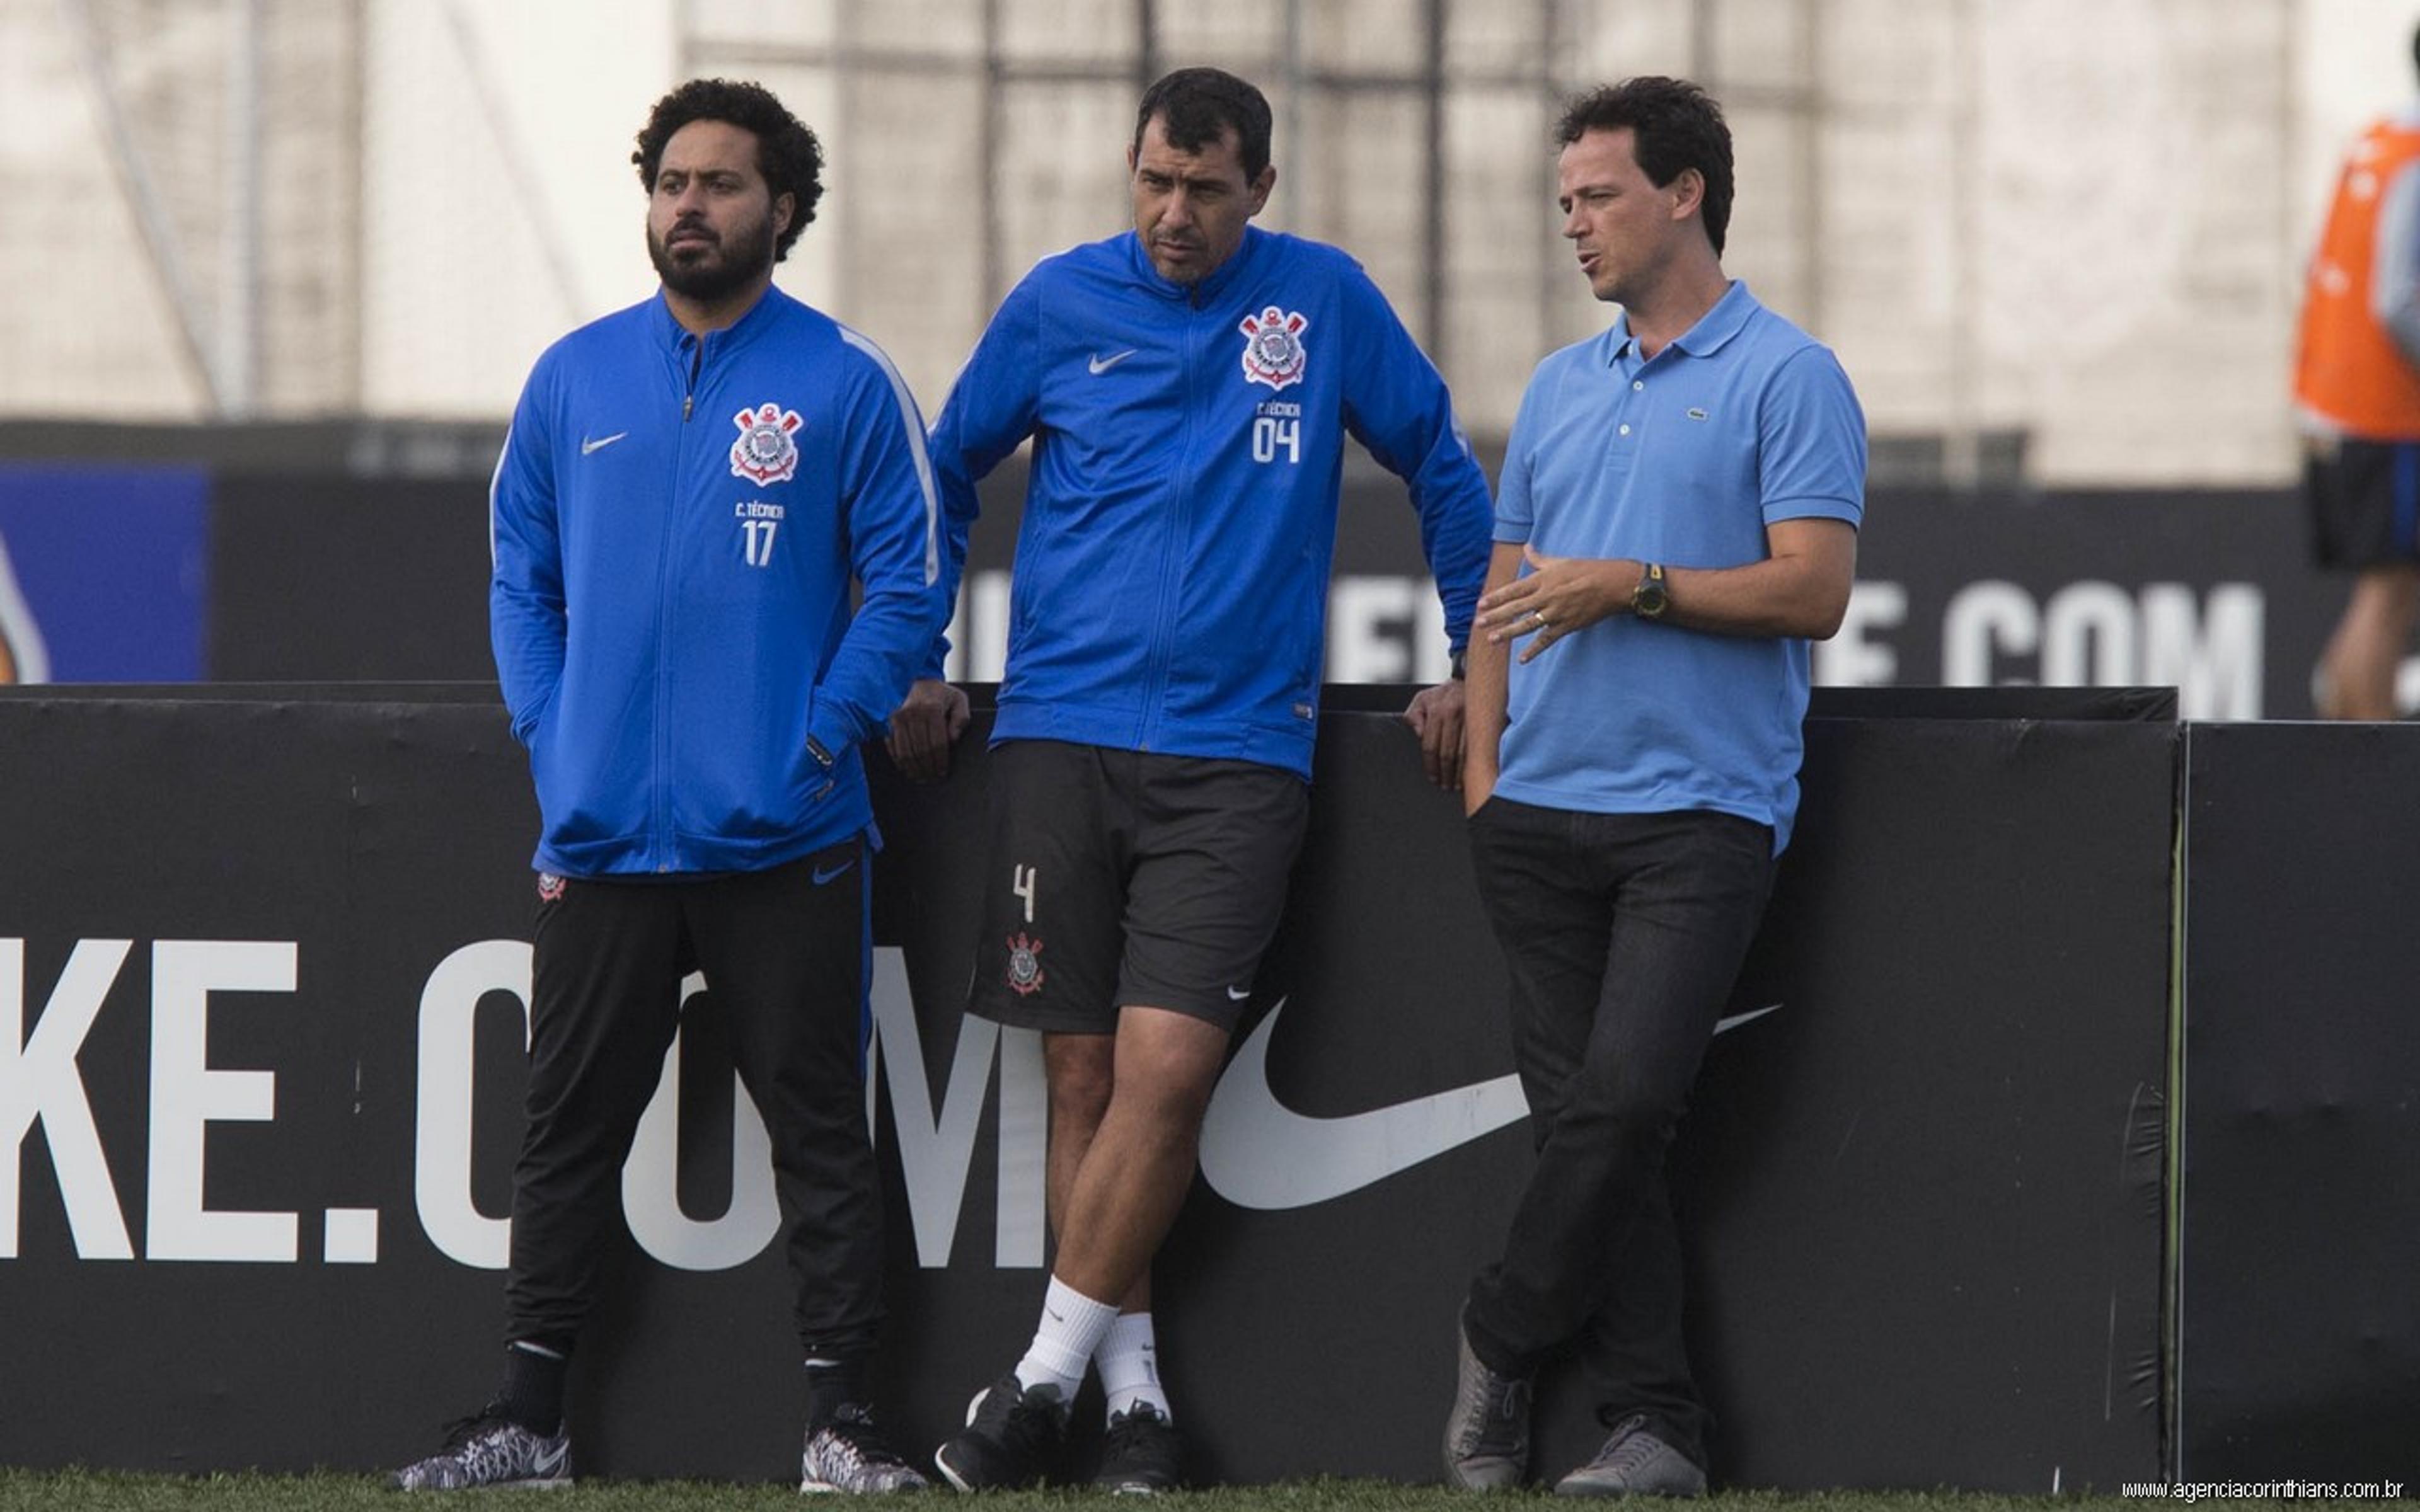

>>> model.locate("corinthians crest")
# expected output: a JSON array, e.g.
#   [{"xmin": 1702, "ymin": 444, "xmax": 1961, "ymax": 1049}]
[
  {"xmin": 1238, "ymin": 306, "xmax": 1310, "ymax": 391},
  {"xmin": 1005, "ymin": 932, "xmax": 1046, "ymax": 997},
  {"xmin": 729, "ymin": 401, "xmax": 804, "ymax": 484}
]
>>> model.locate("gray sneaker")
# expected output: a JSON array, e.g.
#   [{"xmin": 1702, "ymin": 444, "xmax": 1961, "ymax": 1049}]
[
  {"xmin": 802, "ymin": 1403, "xmax": 928, "ymax": 1494},
  {"xmin": 391, "ymin": 1405, "xmax": 571, "ymax": 1491},
  {"xmin": 1443, "ymin": 1319, "xmax": 1531, "ymax": 1489},
  {"xmin": 1554, "ymin": 1415, "xmax": 1707, "ymax": 1498}
]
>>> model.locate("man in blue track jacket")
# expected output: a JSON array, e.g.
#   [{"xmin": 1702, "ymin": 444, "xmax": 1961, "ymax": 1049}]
[
  {"xmin": 900, "ymin": 67, "xmax": 1495, "ymax": 1494},
  {"xmin": 394, "ymin": 79, "xmax": 941, "ymax": 1495}
]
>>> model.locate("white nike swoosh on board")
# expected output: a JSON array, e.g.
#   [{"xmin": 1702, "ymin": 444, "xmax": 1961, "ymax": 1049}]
[
  {"xmin": 581, "ymin": 432, "xmax": 627, "ymax": 455},
  {"xmin": 1088, "ymin": 350, "xmax": 1138, "ymax": 375},
  {"xmin": 1197, "ymin": 998, "xmax": 1784, "ymax": 1211}
]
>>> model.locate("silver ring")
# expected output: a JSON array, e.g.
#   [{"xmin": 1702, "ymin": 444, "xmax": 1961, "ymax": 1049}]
[{"xmin": 1531, "ymin": 610, "xmax": 1550, "ymax": 629}]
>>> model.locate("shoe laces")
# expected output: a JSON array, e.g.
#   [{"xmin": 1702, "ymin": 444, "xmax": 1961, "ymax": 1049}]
[
  {"xmin": 1495, "ymin": 1375, "xmax": 1533, "ymax": 1421},
  {"xmin": 979, "ymin": 1381, "xmax": 1065, "ymax": 1457},
  {"xmin": 1451, "ymin": 1366, "xmax": 1531, "ymax": 1455},
  {"xmin": 436, "ymin": 1402, "xmax": 536, "ymax": 1452},
  {"xmin": 1591, "ymin": 1414, "xmax": 1667, "ymax": 1475},
  {"xmin": 1102, "ymin": 1402, "xmax": 1170, "ymax": 1453},
  {"xmin": 817, "ymin": 1404, "xmax": 909, "ymax": 1467}
]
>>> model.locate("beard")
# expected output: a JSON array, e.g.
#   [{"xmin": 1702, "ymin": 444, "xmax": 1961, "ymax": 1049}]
[{"xmin": 648, "ymin": 209, "xmax": 777, "ymax": 304}]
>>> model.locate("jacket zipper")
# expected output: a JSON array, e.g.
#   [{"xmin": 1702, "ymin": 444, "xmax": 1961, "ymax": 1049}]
[
  {"xmin": 1139, "ymin": 286, "xmax": 1209, "ymax": 750},
  {"xmin": 654, "ymin": 336, "xmax": 704, "ymax": 869}
]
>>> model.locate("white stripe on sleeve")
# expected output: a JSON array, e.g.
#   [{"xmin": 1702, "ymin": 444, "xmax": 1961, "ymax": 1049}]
[{"xmin": 839, "ymin": 324, "xmax": 943, "ymax": 586}]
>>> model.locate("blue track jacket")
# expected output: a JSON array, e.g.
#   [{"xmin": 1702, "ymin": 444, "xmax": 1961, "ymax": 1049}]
[
  {"xmin": 490, "ymin": 286, "xmax": 944, "ymax": 876},
  {"xmin": 930, "ymin": 227, "xmax": 1494, "ymax": 779}
]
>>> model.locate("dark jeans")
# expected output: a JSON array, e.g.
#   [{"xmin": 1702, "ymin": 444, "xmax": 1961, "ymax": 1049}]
[
  {"xmin": 1461, "ymin": 799, "xmax": 1777, "ymax": 1465},
  {"xmin": 504, "ymin": 844, "xmax": 884, "ymax": 1360}
]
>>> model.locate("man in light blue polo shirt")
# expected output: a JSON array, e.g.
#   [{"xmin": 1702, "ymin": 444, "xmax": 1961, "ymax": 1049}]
[{"xmin": 1441, "ymin": 77, "xmax": 1865, "ymax": 1498}]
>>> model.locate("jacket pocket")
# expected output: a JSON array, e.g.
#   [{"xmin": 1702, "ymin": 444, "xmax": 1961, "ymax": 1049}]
[{"xmin": 532, "ymin": 691, "xmax": 650, "ymax": 850}]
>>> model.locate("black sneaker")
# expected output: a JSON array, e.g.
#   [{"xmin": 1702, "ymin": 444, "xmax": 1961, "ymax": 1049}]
[
  {"xmin": 391, "ymin": 1402, "xmax": 571, "ymax": 1491},
  {"xmin": 1093, "ymin": 1402, "xmax": 1182, "ymax": 1494},
  {"xmin": 933, "ymin": 1372, "xmax": 1066, "ymax": 1491},
  {"xmin": 1442, "ymin": 1318, "xmax": 1531, "ymax": 1490},
  {"xmin": 802, "ymin": 1403, "xmax": 928, "ymax": 1494}
]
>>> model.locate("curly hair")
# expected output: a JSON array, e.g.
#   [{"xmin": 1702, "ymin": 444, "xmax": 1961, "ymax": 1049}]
[
  {"xmin": 1134, "ymin": 67, "xmax": 1274, "ymax": 181},
  {"xmin": 1555, "ymin": 77, "xmax": 1734, "ymax": 258},
  {"xmin": 632, "ymin": 79, "xmax": 824, "ymax": 262}
]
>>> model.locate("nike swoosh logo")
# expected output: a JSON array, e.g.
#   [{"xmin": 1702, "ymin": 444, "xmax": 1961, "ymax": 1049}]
[
  {"xmin": 530, "ymin": 1441, "xmax": 568, "ymax": 1477},
  {"xmin": 1087, "ymin": 350, "xmax": 1138, "ymax": 375},
  {"xmin": 812, "ymin": 859, "xmax": 856, "ymax": 885},
  {"xmin": 1226, "ymin": 985, "xmax": 1252, "ymax": 1002},
  {"xmin": 1197, "ymin": 997, "xmax": 1783, "ymax": 1211},
  {"xmin": 581, "ymin": 432, "xmax": 627, "ymax": 455}
]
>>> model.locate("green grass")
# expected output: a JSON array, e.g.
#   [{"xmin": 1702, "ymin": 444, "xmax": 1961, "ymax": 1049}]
[{"xmin": 0, "ymin": 1477, "xmax": 2325, "ymax": 1512}]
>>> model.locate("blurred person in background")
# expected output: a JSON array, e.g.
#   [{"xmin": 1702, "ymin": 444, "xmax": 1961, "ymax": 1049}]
[
  {"xmin": 391, "ymin": 78, "xmax": 942, "ymax": 1494},
  {"xmin": 888, "ymin": 64, "xmax": 1493, "ymax": 1493},
  {"xmin": 1441, "ymin": 77, "xmax": 1864, "ymax": 1497},
  {"xmin": 2296, "ymin": 23, "xmax": 2420, "ymax": 720}
]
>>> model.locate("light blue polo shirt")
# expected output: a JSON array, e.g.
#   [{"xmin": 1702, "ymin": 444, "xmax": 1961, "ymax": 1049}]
[{"xmin": 1492, "ymin": 280, "xmax": 1866, "ymax": 852}]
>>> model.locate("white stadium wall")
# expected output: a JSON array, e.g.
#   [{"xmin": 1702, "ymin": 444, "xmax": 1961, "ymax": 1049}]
[{"xmin": 8, "ymin": 0, "xmax": 2420, "ymax": 485}]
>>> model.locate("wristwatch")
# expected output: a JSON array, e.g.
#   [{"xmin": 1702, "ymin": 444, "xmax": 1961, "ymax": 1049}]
[
  {"xmin": 1449, "ymin": 647, "xmax": 1468, "ymax": 680},
  {"xmin": 1630, "ymin": 562, "xmax": 1670, "ymax": 620}
]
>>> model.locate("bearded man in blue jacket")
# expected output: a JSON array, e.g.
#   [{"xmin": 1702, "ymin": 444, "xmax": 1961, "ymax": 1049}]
[
  {"xmin": 892, "ymin": 66, "xmax": 1495, "ymax": 1494},
  {"xmin": 393, "ymin": 79, "xmax": 942, "ymax": 1495}
]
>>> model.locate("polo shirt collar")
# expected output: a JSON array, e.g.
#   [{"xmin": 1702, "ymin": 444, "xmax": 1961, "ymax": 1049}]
[{"xmin": 1605, "ymin": 279, "xmax": 1759, "ymax": 364}]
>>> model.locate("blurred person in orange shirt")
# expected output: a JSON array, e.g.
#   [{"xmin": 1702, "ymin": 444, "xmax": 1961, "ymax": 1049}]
[{"xmin": 2295, "ymin": 23, "xmax": 2420, "ymax": 719}]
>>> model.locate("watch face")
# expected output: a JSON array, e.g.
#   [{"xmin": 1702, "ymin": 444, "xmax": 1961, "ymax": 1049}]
[{"xmin": 1634, "ymin": 576, "xmax": 1669, "ymax": 618}]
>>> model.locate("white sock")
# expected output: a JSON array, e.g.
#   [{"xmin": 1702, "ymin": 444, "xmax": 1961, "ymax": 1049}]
[
  {"xmin": 1095, "ymin": 1310, "xmax": 1171, "ymax": 1423},
  {"xmin": 1013, "ymin": 1276, "xmax": 1119, "ymax": 1399}
]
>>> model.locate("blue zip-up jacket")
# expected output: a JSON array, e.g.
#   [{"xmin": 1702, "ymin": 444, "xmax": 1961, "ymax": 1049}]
[
  {"xmin": 490, "ymin": 285, "xmax": 944, "ymax": 876},
  {"xmin": 929, "ymin": 226, "xmax": 1494, "ymax": 779}
]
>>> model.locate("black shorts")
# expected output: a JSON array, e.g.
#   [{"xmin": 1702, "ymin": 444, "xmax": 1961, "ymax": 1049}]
[
  {"xmin": 2307, "ymin": 434, "xmax": 2420, "ymax": 569},
  {"xmin": 966, "ymin": 740, "xmax": 1310, "ymax": 1034}
]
